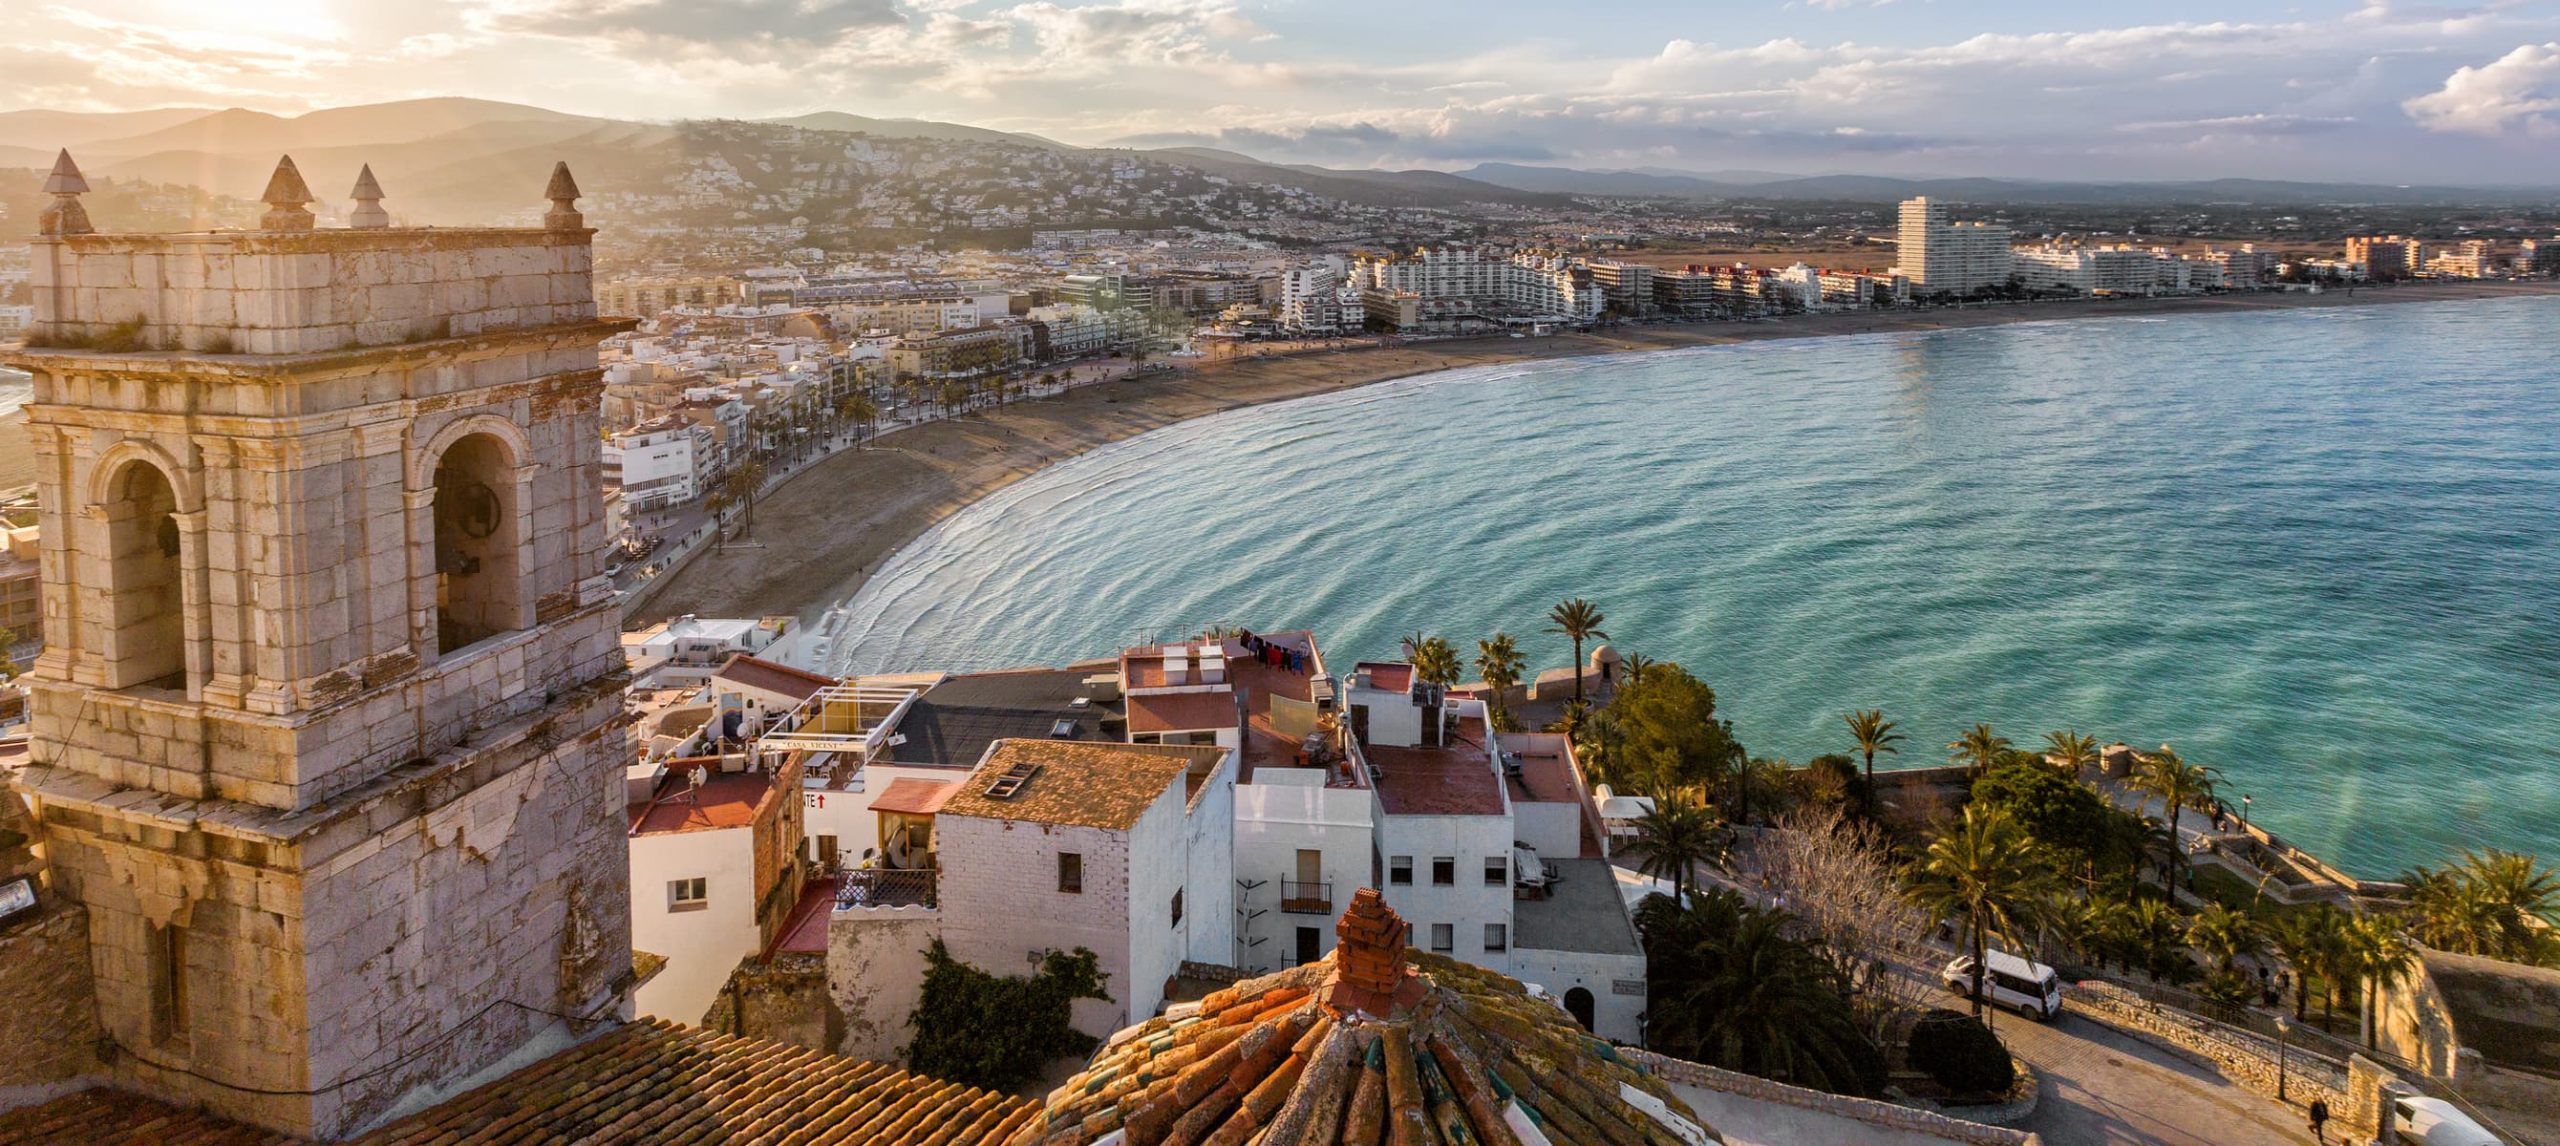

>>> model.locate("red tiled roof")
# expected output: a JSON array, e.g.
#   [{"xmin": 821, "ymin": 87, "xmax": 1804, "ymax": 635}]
[
  {"xmin": 1125, "ymin": 690, "xmax": 1242, "ymax": 734},
  {"xmin": 0, "ymin": 1020, "xmax": 1041, "ymax": 1146},
  {"xmin": 714, "ymin": 653, "xmax": 837, "ymax": 702},
  {"xmin": 871, "ymin": 777, "xmax": 958, "ymax": 816},
  {"xmin": 630, "ymin": 768, "xmax": 774, "ymax": 834}
]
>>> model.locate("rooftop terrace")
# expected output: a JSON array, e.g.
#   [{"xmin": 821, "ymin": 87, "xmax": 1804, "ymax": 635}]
[{"xmin": 1368, "ymin": 715, "xmax": 1501, "ymax": 816}]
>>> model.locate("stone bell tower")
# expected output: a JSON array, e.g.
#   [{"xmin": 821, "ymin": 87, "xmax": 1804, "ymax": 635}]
[{"xmin": 2, "ymin": 155, "xmax": 636, "ymax": 1138}]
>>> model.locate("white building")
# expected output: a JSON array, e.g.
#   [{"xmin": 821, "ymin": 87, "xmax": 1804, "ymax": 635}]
[
  {"xmin": 933, "ymin": 740, "xmax": 1237, "ymax": 1038},
  {"xmin": 1277, "ymin": 260, "xmax": 1355, "ymax": 334},
  {"xmin": 604, "ymin": 416, "xmax": 705, "ymax": 511},
  {"xmin": 0, "ymin": 305, "xmax": 31, "ymax": 338},
  {"xmin": 622, "ymin": 614, "xmax": 789, "ymax": 688},
  {"xmin": 627, "ymin": 756, "xmax": 805, "ymax": 1024},
  {"xmin": 1351, "ymin": 246, "xmax": 1604, "ymax": 329},
  {"xmin": 1893, "ymin": 197, "xmax": 2014, "ymax": 296}
]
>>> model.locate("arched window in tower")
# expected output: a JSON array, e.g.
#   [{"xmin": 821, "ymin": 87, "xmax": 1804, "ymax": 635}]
[
  {"xmin": 100, "ymin": 458, "xmax": 189, "ymax": 691},
  {"xmin": 431, "ymin": 433, "xmax": 522, "ymax": 655}
]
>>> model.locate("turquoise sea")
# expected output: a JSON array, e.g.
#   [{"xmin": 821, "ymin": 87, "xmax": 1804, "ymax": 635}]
[{"xmin": 827, "ymin": 297, "xmax": 2560, "ymax": 878}]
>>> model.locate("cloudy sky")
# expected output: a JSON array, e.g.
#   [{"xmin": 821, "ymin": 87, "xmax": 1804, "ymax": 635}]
[{"xmin": 9, "ymin": 0, "xmax": 2560, "ymax": 181}]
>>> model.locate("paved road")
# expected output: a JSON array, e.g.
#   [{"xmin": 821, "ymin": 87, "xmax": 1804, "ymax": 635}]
[{"xmin": 1993, "ymin": 1007, "xmax": 2319, "ymax": 1145}]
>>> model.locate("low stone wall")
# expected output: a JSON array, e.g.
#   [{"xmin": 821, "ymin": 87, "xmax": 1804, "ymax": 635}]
[
  {"xmin": 699, "ymin": 952, "xmax": 838, "ymax": 1052},
  {"xmin": 1626, "ymin": 1049, "xmax": 2043, "ymax": 1146},
  {"xmin": 2065, "ymin": 982, "xmax": 2351, "ymax": 1127}
]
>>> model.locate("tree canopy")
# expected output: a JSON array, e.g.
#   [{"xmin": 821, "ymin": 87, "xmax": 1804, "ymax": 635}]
[{"xmin": 1602, "ymin": 662, "xmax": 1745, "ymax": 796}]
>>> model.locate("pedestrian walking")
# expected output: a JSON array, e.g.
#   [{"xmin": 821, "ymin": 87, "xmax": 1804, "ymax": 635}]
[{"xmin": 2307, "ymin": 1096, "xmax": 2329, "ymax": 1144}]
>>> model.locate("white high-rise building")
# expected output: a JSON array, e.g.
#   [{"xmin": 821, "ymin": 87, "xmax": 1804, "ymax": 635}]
[{"xmin": 1894, "ymin": 197, "xmax": 2014, "ymax": 295}]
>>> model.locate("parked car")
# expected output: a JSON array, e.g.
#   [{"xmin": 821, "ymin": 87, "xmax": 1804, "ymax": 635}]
[
  {"xmin": 1941, "ymin": 949, "xmax": 2063, "ymax": 1020},
  {"xmin": 2392, "ymin": 1095, "xmax": 2502, "ymax": 1146}
]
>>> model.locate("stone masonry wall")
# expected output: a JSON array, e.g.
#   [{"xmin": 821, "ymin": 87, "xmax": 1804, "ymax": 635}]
[
  {"xmin": 2064, "ymin": 982, "xmax": 2355, "ymax": 1133},
  {"xmin": 27, "ymin": 230, "xmax": 596, "ymax": 355},
  {"xmin": 700, "ymin": 952, "xmax": 838, "ymax": 1053}
]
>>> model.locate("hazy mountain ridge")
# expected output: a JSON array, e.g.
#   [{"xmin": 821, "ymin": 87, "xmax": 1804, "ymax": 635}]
[{"xmin": 1458, "ymin": 162, "xmax": 2554, "ymax": 205}]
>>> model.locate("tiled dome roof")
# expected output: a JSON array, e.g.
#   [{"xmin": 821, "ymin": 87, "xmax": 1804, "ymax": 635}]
[{"xmin": 1010, "ymin": 889, "xmax": 1719, "ymax": 1146}]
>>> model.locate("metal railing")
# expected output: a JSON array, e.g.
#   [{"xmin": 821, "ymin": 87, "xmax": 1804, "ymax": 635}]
[
  {"xmin": 837, "ymin": 866, "xmax": 937, "ymax": 910},
  {"xmin": 1279, "ymin": 880, "xmax": 1332, "ymax": 915}
]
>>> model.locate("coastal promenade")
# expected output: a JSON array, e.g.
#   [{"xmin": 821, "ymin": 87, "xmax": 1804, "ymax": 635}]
[{"xmin": 631, "ymin": 279, "xmax": 2560, "ymax": 628}]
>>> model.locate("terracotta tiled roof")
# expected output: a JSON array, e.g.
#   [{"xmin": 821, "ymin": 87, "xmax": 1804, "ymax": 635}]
[
  {"xmin": 938, "ymin": 740, "xmax": 1223, "ymax": 831},
  {"xmin": 0, "ymin": 1088, "xmax": 293, "ymax": 1145},
  {"xmin": 1012, "ymin": 890, "xmax": 1719, "ymax": 1146},
  {"xmin": 0, "ymin": 1020, "xmax": 1039, "ymax": 1146},
  {"xmin": 714, "ymin": 653, "xmax": 838, "ymax": 702},
  {"xmin": 872, "ymin": 777, "xmax": 959, "ymax": 816}
]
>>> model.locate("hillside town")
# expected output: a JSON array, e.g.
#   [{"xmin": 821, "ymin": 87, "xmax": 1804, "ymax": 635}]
[{"xmin": 0, "ymin": 129, "xmax": 2558, "ymax": 1146}]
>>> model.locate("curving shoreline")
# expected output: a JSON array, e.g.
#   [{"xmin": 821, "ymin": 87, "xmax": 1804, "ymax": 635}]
[{"xmin": 630, "ymin": 280, "xmax": 2560, "ymax": 628}]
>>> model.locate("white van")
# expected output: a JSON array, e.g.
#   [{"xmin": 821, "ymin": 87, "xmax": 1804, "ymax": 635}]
[
  {"xmin": 1940, "ymin": 949, "xmax": 2063, "ymax": 1020},
  {"xmin": 2391, "ymin": 1096, "xmax": 2502, "ymax": 1146}
]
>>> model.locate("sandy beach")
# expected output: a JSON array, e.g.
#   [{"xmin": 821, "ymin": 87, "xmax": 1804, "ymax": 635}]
[{"xmin": 614, "ymin": 279, "xmax": 2560, "ymax": 627}]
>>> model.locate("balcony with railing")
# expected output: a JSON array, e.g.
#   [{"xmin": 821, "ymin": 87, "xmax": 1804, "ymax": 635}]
[
  {"xmin": 836, "ymin": 866, "xmax": 938, "ymax": 911},
  {"xmin": 1280, "ymin": 879, "xmax": 1332, "ymax": 915}
]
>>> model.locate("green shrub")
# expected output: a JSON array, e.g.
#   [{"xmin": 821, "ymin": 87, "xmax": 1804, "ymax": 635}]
[
  {"xmin": 905, "ymin": 939, "xmax": 1110, "ymax": 1091},
  {"xmin": 1907, "ymin": 1008, "xmax": 2014, "ymax": 1096}
]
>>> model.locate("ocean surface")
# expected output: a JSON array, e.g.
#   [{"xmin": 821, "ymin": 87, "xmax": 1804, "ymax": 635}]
[{"xmin": 826, "ymin": 297, "xmax": 2560, "ymax": 878}]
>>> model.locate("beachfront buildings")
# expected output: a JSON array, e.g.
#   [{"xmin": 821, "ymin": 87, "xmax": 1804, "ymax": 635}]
[
  {"xmin": 2012, "ymin": 244, "xmax": 2227, "ymax": 295},
  {"xmin": 603, "ymin": 415, "xmax": 707, "ymax": 511},
  {"xmin": 1894, "ymin": 196, "xmax": 2015, "ymax": 295},
  {"xmin": 2347, "ymin": 235, "xmax": 2424, "ymax": 280},
  {"xmin": 1350, "ymin": 245, "xmax": 1606, "ymax": 330}
]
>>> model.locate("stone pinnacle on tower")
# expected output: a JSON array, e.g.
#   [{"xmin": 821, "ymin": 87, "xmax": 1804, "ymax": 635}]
[
  {"xmin": 543, "ymin": 161, "xmax": 583, "ymax": 231},
  {"xmin": 38, "ymin": 149, "xmax": 92, "ymax": 236},
  {"xmin": 347, "ymin": 164, "xmax": 389, "ymax": 229},
  {"xmin": 260, "ymin": 154, "xmax": 316, "ymax": 232}
]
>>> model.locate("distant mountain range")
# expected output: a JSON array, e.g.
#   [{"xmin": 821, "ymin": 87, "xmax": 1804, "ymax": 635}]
[
  {"xmin": 2, "ymin": 99, "xmax": 2550, "ymax": 227},
  {"xmin": 1455, "ymin": 162, "xmax": 2553, "ymax": 206}
]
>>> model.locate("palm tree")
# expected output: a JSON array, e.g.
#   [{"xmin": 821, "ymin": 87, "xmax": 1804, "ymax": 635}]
[
  {"xmin": 1733, "ymin": 756, "xmax": 1792, "ymax": 828},
  {"xmin": 1843, "ymin": 710, "xmax": 1902, "ymax": 817},
  {"xmin": 1904, "ymin": 805, "xmax": 2062, "ymax": 1020},
  {"xmin": 1618, "ymin": 651, "xmax": 1654, "ymax": 691},
  {"xmin": 2121, "ymin": 897, "xmax": 2190, "ymax": 984},
  {"xmin": 2404, "ymin": 849, "xmax": 2560, "ymax": 964},
  {"xmin": 2184, "ymin": 903, "xmax": 2266, "ymax": 977},
  {"xmin": 1620, "ymin": 790, "xmax": 1721, "ymax": 904},
  {"xmin": 2272, "ymin": 905, "xmax": 2351, "ymax": 1023},
  {"xmin": 1401, "ymin": 630, "xmax": 1428, "ymax": 660},
  {"xmin": 1574, "ymin": 706, "xmax": 1625, "ymax": 791},
  {"xmin": 2131, "ymin": 746, "xmax": 2219, "ymax": 882},
  {"xmin": 2343, "ymin": 914, "xmax": 2417, "ymax": 1049},
  {"xmin": 1407, "ymin": 636, "xmax": 1461, "ymax": 691},
  {"xmin": 2043, "ymin": 729, "xmax": 2100, "ymax": 774},
  {"xmin": 1545, "ymin": 598, "xmax": 1609, "ymax": 709},
  {"xmin": 1947, "ymin": 723, "xmax": 2011, "ymax": 778},
  {"xmin": 1474, "ymin": 633, "xmax": 1526, "ymax": 731},
  {"xmin": 1634, "ymin": 889, "xmax": 1884, "ymax": 1096}
]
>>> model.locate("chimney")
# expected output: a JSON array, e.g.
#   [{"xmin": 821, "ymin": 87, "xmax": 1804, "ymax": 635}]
[{"xmin": 1325, "ymin": 888, "xmax": 1414, "ymax": 1015}]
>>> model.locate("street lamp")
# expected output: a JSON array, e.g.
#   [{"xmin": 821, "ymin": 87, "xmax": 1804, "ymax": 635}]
[{"xmin": 2242, "ymin": 794, "xmax": 2252, "ymax": 829}]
